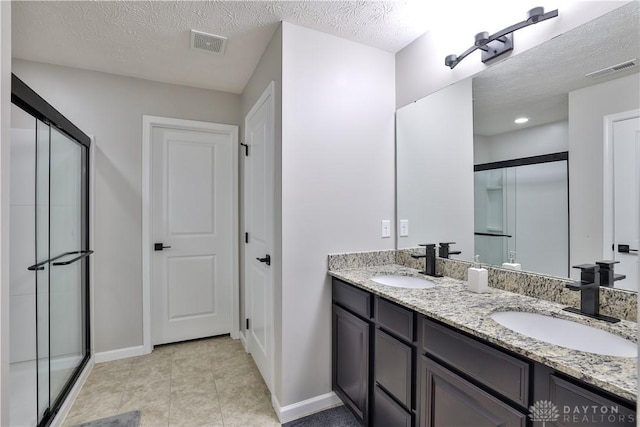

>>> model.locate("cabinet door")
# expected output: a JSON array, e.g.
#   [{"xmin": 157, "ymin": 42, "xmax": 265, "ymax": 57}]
[
  {"xmin": 420, "ymin": 356, "xmax": 527, "ymax": 427},
  {"xmin": 333, "ymin": 304, "xmax": 370, "ymax": 424},
  {"xmin": 375, "ymin": 329, "xmax": 412, "ymax": 409},
  {"xmin": 548, "ymin": 375, "xmax": 636, "ymax": 427},
  {"xmin": 422, "ymin": 318, "xmax": 529, "ymax": 406},
  {"xmin": 373, "ymin": 386, "xmax": 413, "ymax": 427}
]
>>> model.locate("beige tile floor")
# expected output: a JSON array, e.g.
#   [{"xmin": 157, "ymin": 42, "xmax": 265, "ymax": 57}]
[{"xmin": 62, "ymin": 336, "xmax": 281, "ymax": 427}]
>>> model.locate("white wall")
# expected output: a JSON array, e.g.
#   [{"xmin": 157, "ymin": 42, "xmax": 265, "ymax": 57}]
[
  {"xmin": 0, "ymin": 2, "xmax": 11, "ymax": 424},
  {"xmin": 240, "ymin": 24, "xmax": 283, "ymax": 399},
  {"xmin": 474, "ymin": 121, "xmax": 568, "ymax": 164},
  {"xmin": 568, "ymin": 72, "xmax": 640, "ymax": 276},
  {"xmin": 396, "ymin": 1, "xmax": 631, "ymax": 108},
  {"xmin": 396, "ymin": 79, "xmax": 475, "ymax": 256},
  {"xmin": 12, "ymin": 60, "xmax": 242, "ymax": 353},
  {"xmin": 280, "ymin": 22, "xmax": 395, "ymax": 407}
]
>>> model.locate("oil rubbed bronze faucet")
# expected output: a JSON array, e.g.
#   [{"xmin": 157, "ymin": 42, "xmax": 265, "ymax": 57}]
[
  {"xmin": 563, "ymin": 264, "xmax": 620, "ymax": 323},
  {"xmin": 439, "ymin": 242, "xmax": 461, "ymax": 259},
  {"xmin": 411, "ymin": 244, "xmax": 442, "ymax": 277},
  {"xmin": 596, "ymin": 260, "xmax": 626, "ymax": 287}
]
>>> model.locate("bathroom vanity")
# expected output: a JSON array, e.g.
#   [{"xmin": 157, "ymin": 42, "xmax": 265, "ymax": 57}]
[{"xmin": 330, "ymin": 263, "xmax": 637, "ymax": 427}]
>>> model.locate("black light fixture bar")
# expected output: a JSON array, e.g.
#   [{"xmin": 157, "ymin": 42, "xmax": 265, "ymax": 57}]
[{"xmin": 445, "ymin": 7, "xmax": 558, "ymax": 69}]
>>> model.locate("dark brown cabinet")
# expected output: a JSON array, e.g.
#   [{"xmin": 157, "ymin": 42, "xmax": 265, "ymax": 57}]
[
  {"xmin": 421, "ymin": 318, "xmax": 530, "ymax": 407},
  {"xmin": 420, "ymin": 356, "xmax": 527, "ymax": 427},
  {"xmin": 332, "ymin": 280, "xmax": 372, "ymax": 425},
  {"xmin": 375, "ymin": 329, "xmax": 412, "ymax": 408},
  {"xmin": 419, "ymin": 317, "xmax": 529, "ymax": 427},
  {"xmin": 373, "ymin": 296, "xmax": 416, "ymax": 426},
  {"xmin": 547, "ymin": 375, "xmax": 636, "ymax": 427},
  {"xmin": 331, "ymin": 278, "xmax": 636, "ymax": 427},
  {"xmin": 373, "ymin": 385, "xmax": 413, "ymax": 427}
]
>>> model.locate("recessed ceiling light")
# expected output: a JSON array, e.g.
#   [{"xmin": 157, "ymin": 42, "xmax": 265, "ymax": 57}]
[{"xmin": 514, "ymin": 117, "xmax": 529, "ymax": 124}]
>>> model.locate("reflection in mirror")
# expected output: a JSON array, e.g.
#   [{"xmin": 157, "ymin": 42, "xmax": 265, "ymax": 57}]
[
  {"xmin": 395, "ymin": 2, "xmax": 639, "ymax": 291},
  {"xmin": 473, "ymin": 154, "xmax": 568, "ymax": 277},
  {"xmin": 396, "ymin": 79, "xmax": 474, "ymax": 257},
  {"xmin": 472, "ymin": 1, "xmax": 639, "ymax": 289}
]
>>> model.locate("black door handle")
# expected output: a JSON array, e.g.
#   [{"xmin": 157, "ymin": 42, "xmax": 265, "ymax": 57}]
[
  {"xmin": 618, "ymin": 244, "xmax": 638, "ymax": 254},
  {"xmin": 154, "ymin": 243, "xmax": 172, "ymax": 251},
  {"xmin": 257, "ymin": 254, "xmax": 271, "ymax": 266}
]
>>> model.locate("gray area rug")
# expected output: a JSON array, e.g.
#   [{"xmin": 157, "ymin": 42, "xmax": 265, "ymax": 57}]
[
  {"xmin": 282, "ymin": 406, "xmax": 359, "ymax": 427},
  {"xmin": 75, "ymin": 410, "xmax": 141, "ymax": 427}
]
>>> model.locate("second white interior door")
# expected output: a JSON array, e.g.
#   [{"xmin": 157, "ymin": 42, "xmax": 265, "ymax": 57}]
[
  {"xmin": 152, "ymin": 123, "xmax": 237, "ymax": 345},
  {"xmin": 244, "ymin": 82, "xmax": 275, "ymax": 392},
  {"xmin": 612, "ymin": 116, "xmax": 639, "ymax": 291}
]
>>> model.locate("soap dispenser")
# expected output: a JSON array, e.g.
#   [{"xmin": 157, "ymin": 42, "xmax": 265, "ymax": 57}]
[
  {"xmin": 468, "ymin": 255, "xmax": 489, "ymax": 293},
  {"xmin": 501, "ymin": 251, "xmax": 522, "ymax": 271}
]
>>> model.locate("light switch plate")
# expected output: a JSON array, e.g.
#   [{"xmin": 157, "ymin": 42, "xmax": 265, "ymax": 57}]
[
  {"xmin": 400, "ymin": 219, "xmax": 409, "ymax": 237},
  {"xmin": 381, "ymin": 220, "xmax": 391, "ymax": 238}
]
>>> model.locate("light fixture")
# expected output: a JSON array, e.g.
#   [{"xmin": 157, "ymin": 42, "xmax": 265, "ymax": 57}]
[
  {"xmin": 444, "ymin": 7, "xmax": 558, "ymax": 69},
  {"xmin": 514, "ymin": 117, "xmax": 529, "ymax": 124}
]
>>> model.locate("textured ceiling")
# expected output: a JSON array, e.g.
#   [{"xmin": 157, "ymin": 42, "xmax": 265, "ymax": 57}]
[
  {"xmin": 473, "ymin": 1, "xmax": 640, "ymax": 136},
  {"xmin": 12, "ymin": 0, "xmax": 428, "ymax": 94}
]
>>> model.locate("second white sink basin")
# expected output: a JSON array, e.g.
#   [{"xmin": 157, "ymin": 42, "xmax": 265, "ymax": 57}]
[
  {"xmin": 490, "ymin": 311, "xmax": 637, "ymax": 358},
  {"xmin": 371, "ymin": 275, "xmax": 436, "ymax": 289}
]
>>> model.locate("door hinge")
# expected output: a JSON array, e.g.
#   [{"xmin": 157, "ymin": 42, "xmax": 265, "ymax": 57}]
[
  {"xmin": 246, "ymin": 318, "xmax": 250, "ymax": 329},
  {"xmin": 245, "ymin": 232, "xmax": 249, "ymax": 243},
  {"xmin": 240, "ymin": 142, "xmax": 249, "ymax": 156}
]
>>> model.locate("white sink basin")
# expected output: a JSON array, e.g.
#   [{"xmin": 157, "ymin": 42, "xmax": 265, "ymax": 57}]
[
  {"xmin": 490, "ymin": 311, "xmax": 637, "ymax": 358},
  {"xmin": 371, "ymin": 275, "xmax": 436, "ymax": 289}
]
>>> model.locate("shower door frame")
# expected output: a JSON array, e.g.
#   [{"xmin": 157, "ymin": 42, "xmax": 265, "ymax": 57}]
[{"xmin": 11, "ymin": 74, "xmax": 92, "ymax": 427}]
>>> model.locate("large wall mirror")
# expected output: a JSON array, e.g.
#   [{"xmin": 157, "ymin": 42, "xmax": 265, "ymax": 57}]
[{"xmin": 396, "ymin": 1, "xmax": 639, "ymax": 291}]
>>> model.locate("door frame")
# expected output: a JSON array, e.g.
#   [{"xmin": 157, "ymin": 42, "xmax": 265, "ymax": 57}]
[
  {"xmin": 142, "ymin": 115, "xmax": 239, "ymax": 354},
  {"xmin": 602, "ymin": 109, "xmax": 640, "ymax": 259}
]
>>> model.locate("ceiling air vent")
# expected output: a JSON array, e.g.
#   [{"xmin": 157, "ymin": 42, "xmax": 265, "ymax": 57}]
[
  {"xmin": 585, "ymin": 59, "xmax": 638, "ymax": 79},
  {"xmin": 190, "ymin": 30, "xmax": 227, "ymax": 55}
]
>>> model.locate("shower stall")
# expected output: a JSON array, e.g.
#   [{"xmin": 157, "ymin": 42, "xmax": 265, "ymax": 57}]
[
  {"xmin": 10, "ymin": 75, "xmax": 91, "ymax": 427},
  {"xmin": 474, "ymin": 153, "xmax": 569, "ymax": 277}
]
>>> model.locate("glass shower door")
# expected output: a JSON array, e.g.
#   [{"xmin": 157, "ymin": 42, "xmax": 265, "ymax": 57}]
[
  {"xmin": 12, "ymin": 73, "xmax": 92, "ymax": 427},
  {"xmin": 47, "ymin": 127, "xmax": 88, "ymax": 409},
  {"xmin": 474, "ymin": 157, "xmax": 569, "ymax": 276},
  {"xmin": 35, "ymin": 119, "xmax": 50, "ymax": 425}
]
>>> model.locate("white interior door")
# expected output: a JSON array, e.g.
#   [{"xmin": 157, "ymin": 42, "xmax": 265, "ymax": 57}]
[
  {"xmin": 152, "ymin": 124, "xmax": 236, "ymax": 345},
  {"xmin": 612, "ymin": 117, "xmax": 639, "ymax": 291},
  {"xmin": 244, "ymin": 82, "xmax": 274, "ymax": 391}
]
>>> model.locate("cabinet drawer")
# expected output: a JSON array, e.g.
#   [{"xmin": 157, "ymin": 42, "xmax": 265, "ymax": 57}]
[
  {"xmin": 373, "ymin": 386, "xmax": 413, "ymax": 427},
  {"xmin": 375, "ymin": 329, "xmax": 413, "ymax": 409},
  {"xmin": 421, "ymin": 356, "xmax": 527, "ymax": 427},
  {"xmin": 422, "ymin": 318, "xmax": 530, "ymax": 406},
  {"xmin": 549, "ymin": 375, "xmax": 636, "ymax": 426},
  {"xmin": 333, "ymin": 279, "xmax": 371, "ymax": 318},
  {"xmin": 376, "ymin": 297, "xmax": 414, "ymax": 341}
]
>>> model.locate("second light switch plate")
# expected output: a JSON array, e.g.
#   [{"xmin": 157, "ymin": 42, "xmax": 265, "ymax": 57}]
[
  {"xmin": 400, "ymin": 219, "xmax": 409, "ymax": 237},
  {"xmin": 381, "ymin": 220, "xmax": 391, "ymax": 238}
]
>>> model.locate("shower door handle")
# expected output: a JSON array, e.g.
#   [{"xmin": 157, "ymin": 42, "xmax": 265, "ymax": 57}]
[
  {"xmin": 52, "ymin": 250, "xmax": 94, "ymax": 266},
  {"xmin": 154, "ymin": 243, "xmax": 172, "ymax": 251},
  {"xmin": 28, "ymin": 250, "xmax": 94, "ymax": 271}
]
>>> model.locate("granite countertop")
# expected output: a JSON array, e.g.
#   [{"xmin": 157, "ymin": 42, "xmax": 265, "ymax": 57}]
[{"xmin": 328, "ymin": 264, "xmax": 638, "ymax": 402}]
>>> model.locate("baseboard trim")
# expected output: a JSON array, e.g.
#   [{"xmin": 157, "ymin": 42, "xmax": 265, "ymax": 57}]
[
  {"xmin": 94, "ymin": 345, "xmax": 146, "ymax": 363},
  {"xmin": 238, "ymin": 331, "xmax": 247, "ymax": 352},
  {"xmin": 50, "ymin": 357, "xmax": 95, "ymax": 427},
  {"xmin": 273, "ymin": 391, "xmax": 342, "ymax": 424}
]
